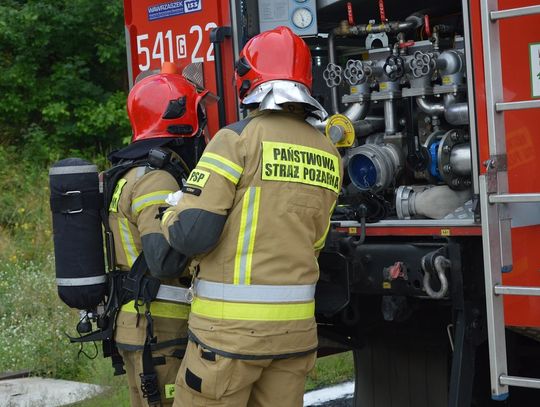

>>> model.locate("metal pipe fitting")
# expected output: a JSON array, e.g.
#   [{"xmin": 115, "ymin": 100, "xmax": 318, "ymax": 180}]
[
  {"xmin": 384, "ymin": 100, "xmax": 397, "ymax": 134},
  {"xmin": 348, "ymin": 142, "xmax": 402, "ymax": 191},
  {"xmin": 415, "ymin": 95, "xmax": 469, "ymax": 125},
  {"xmin": 328, "ymin": 32, "xmax": 340, "ymax": 114},
  {"xmin": 445, "ymin": 103, "xmax": 469, "ymax": 125},
  {"xmin": 395, "ymin": 185, "xmax": 472, "ymax": 219},
  {"xmin": 353, "ymin": 117, "xmax": 385, "ymax": 136},
  {"xmin": 335, "ymin": 13, "xmax": 424, "ymax": 36},
  {"xmin": 449, "ymin": 144, "xmax": 472, "ymax": 176},
  {"xmin": 437, "ymin": 50, "xmax": 463, "ymax": 76},
  {"xmin": 345, "ymin": 102, "xmax": 369, "ymax": 122},
  {"xmin": 395, "ymin": 185, "xmax": 430, "ymax": 219},
  {"xmin": 307, "ymin": 103, "xmax": 371, "ymax": 132},
  {"xmin": 416, "ymin": 96, "xmax": 445, "ymax": 116}
]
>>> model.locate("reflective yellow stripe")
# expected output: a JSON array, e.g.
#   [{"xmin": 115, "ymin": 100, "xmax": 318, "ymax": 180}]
[
  {"xmin": 191, "ymin": 297, "xmax": 315, "ymax": 321},
  {"xmin": 161, "ymin": 209, "xmax": 175, "ymax": 225},
  {"xmin": 198, "ymin": 152, "xmax": 243, "ymax": 185},
  {"xmin": 233, "ymin": 187, "xmax": 261, "ymax": 285},
  {"xmin": 109, "ymin": 178, "xmax": 127, "ymax": 213},
  {"xmin": 314, "ymin": 201, "xmax": 337, "ymax": 251},
  {"xmin": 121, "ymin": 300, "xmax": 190, "ymax": 319},
  {"xmin": 131, "ymin": 190, "xmax": 173, "ymax": 213},
  {"xmin": 118, "ymin": 218, "xmax": 139, "ymax": 267}
]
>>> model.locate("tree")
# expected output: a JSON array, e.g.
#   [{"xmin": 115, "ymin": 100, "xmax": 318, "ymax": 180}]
[{"xmin": 0, "ymin": 0, "xmax": 131, "ymax": 158}]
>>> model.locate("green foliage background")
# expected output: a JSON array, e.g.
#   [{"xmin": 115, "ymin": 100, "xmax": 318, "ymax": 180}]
[
  {"xmin": 0, "ymin": 0, "xmax": 130, "ymax": 158},
  {"xmin": 0, "ymin": 0, "xmax": 132, "ymax": 395}
]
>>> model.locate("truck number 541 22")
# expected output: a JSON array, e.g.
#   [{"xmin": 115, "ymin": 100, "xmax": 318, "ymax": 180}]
[{"xmin": 136, "ymin": 23, "xmax": 217, "ymax": 71}]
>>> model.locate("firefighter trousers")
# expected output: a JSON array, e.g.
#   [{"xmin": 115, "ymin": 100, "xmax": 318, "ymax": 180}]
[
  {"xmin": 173, "ymin": 340, "xmax": 317, "ymax": 407},
  {"xmin": 119, "ymin": 347, "xmax": 183, "ymax": 407}
]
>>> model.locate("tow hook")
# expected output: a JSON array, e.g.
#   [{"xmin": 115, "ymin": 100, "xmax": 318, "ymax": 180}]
[{"xmin": 421, "ymin": 250, "xmax": 450, "ymax": 299}]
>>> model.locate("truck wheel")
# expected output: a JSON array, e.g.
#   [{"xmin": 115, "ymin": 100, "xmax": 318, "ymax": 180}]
[{"xmin": 352, "ymin": 336, "xmax": 448, "ymax": 407}]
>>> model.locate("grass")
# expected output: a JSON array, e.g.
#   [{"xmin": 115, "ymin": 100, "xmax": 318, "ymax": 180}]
[
  {"xmin": 306, "ymin": 351, "xmax": 354, "ymax": 391},
  {"xmin": 0, "ymin": 147, "xmax": 85, "ymax": 379},
  {"xmin": 71, "ymin": 357, "xmax": 130, "ymax": 407},
  {"xmin": 0, "ymin": 147, "xmax": 354, "ymax": 405}
]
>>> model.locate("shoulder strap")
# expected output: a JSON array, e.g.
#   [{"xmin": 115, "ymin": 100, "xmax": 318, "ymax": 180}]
[
  {"xmin": 103, "ymin": 159, "xmax": 149, "ymax": 210},
  {"xmin": 101, "ymin": 159, "xmax": 148, "ymax": 272}
]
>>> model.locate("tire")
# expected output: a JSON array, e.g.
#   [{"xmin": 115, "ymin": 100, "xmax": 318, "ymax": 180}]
[{"xmin": 352, "ymin": 335, "xmax": 449, "ymax": 407}]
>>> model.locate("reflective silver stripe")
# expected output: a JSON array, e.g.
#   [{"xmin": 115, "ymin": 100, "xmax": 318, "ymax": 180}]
[
  {"xmin": 156, "ymin": 284, "xmax": 192, "ymax": 304},
  {"xmin": 199, "ymin": 156, "xmax": 242, "ymax": 180},
  {"xmin": 49, "ymin": 165, "xmax": 98, "ymax": 175},
  {"xmin": 56, "ymin": 275, "xmax": 107, "ymax": 286},
  {"xmin": 131, "ymin": 192, "xmax": 170, "ymax": 213},
  {"xmin": 194, "ymin": 279, "xmax": 316, "ymax": 303},
  {"xmin": 238, "ymin": 187, "xmax": 259, "ymax": 284}
]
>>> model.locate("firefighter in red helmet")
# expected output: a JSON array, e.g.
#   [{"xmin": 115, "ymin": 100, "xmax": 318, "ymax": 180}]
[
  {"xmin": 108, "ymin": 62, "xmax": 209, "ymax": 407},
  {"xmin": 162, "ymin": 27, "xmax": 342, "ymax": 406}
]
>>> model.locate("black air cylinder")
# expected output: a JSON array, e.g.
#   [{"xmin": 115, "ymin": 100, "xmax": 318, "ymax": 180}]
[{"xmin": 49, "ymin": 158, "xmax": 106, "ymax": 309}]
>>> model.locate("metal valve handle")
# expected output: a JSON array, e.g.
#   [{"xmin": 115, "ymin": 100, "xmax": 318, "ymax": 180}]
[
  {"xmin": 408, "ymin": 51, "xmax": 436, "ymax": 78},
  {"xmin": 343, "ymin": 59, "xmax": 370, "ymax": 85},
  {"xmin": 323, "ymin": 63, "xmax": 343, "ymax": 88},
  {"xmin": 383, "ymin": 55, "xmax": 405, "ymax": 81}
]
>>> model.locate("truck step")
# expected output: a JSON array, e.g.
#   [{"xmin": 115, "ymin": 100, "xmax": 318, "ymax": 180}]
[
  {"xmin": 489, "ymin": 193, "xmax": 540, "ymax": 204},
  {"xmin": 495, "ymin": 99, "xmax": 540, "ymax": 112},
  {"xmin": 490, "ymin": 5, "xmax": 540, "ymax": 21},
  {"xmin": 494, "ymin": 285, "xmax": 540, "ymax": 296},
  {"xmin": 500, "ymin": 375, "xmax": 540, "ymax": 390}
]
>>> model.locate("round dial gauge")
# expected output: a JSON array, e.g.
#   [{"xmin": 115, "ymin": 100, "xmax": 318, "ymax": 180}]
[{"xmin": 292, "ymin": 8, "xmax": 313, "ymax": 29}]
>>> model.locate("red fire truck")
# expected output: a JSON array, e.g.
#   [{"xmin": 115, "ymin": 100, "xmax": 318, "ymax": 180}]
[{"xmin": 122, "ymin": 0, "xmax": 540, "ymax": 405}]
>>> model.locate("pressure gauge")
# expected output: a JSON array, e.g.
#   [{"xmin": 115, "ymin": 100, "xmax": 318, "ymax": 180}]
[{"xmin": 292, "ymin": 7, "xmax": 313, "ymax": 29}]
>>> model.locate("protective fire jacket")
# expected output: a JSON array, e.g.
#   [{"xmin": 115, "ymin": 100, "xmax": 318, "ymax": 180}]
[
  {"xmin": 109, "ymin": 164, "xmax": 190, "ymax": 348},
  {"xmin": 162, "ymin": 109, "xmax": 342, "ymax": 358}
]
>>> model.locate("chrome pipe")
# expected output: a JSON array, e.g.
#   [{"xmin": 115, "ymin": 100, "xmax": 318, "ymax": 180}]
[
  {"xmin": 443, "ymin": 94, "xmax": 469, "ymax": 125},
  {"xmin": 415, "ymin": 95, "xmax": 469, "ymax": 125},
  {"xmin": 354, "ymin": 117, "xmax": 385, "ymax": 136},
  {"xmin": 308, "ymin": 103, "xmax": 371, "ymax": 132},
  {"xmin": 384, "ymin": 100, "xmax": 397, "ymax": 134},
  {"xmin": 416, "ymin": 97, "xmax": 445, "ymax": 116},
  {"xmin": 341, "ymin": 13, "xmax": 423, "ymax": 36},
  {"xmin": 449, "ymin": 144, "xmax": 472, "ymax": 175},
  {"xmin": 328, "ymin": 32, "xmax": 339, "ymax": 114},
  {"xmin": 445, "ymin": 103, "xmax": 469, "ymax": 125},
  {"xmin": 344, "ymin": 102, "xmax": 369, "ymax": 122}
]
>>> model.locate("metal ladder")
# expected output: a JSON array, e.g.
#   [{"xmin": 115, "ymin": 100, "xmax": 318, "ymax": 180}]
[{"xmin": 479, "ymin": 1, "xmax": 540, "ymax": 401}]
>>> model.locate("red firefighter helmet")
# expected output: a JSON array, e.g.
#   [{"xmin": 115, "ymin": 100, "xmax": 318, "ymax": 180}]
[
  {"xmin": 235, "ymin": 26, "xmax": 313, "ymax": 102},
  {"xmin": 128, "ymin": 62, "xmax": 208, "ymax": 143}
]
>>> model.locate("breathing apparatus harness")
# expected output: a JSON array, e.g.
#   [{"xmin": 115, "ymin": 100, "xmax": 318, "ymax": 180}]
[{"xmin": 67, "ymin": 146, "xmax": 189, "ymax": 405}]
